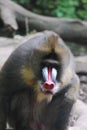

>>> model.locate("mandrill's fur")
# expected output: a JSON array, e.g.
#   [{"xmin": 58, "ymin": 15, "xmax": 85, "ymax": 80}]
[{"xmin": 0, "ymin": 31, "xmax": 79, "ymax": 130}]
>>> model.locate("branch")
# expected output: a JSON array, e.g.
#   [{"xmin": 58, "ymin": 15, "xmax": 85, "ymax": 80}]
[{"xmin": 0, "ymin": 0, "xmax": 87, "ymax": 44}]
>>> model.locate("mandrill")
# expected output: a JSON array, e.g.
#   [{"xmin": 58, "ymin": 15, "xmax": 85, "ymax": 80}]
[{"xmin": 0, "ymin": 31, "xmax": 79, "ymax": 130}]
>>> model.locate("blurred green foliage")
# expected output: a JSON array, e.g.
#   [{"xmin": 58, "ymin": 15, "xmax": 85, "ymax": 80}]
[{"xmin": 12, "ymin": 0, "xmax": 87, "ymax": 20}]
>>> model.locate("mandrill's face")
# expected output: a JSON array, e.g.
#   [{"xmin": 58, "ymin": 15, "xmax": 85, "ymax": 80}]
[{"xmin": 38, "ymin": 58, "xmax": 61, "ymax": 96}]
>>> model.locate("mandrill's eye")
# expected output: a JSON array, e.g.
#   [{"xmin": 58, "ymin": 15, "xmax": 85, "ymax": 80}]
[
  {"xmin": 42, "ymin": 67, "xmax": 57, "ymax": 82},
  {"xmin": 52, "ymin": 68, "xmax": 57, "ymax": 82},
  {"xmin": 42, "ymin": 67, "xmax": 48, "ymax": 81}
]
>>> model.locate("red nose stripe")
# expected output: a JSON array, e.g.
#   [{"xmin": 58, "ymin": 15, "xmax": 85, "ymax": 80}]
[
  {"xmin": 44, "ymin": 67, "xmax": 54, "ymax": 90},
  {"xmin": 48, "ymin": 67, "xmax": 52, "ymax": 81}
]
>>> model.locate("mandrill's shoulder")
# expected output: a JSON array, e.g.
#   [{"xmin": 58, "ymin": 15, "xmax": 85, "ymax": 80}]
[{"xmin": 65, "ymin": 74, "xmax": 80, "ymax": 101}]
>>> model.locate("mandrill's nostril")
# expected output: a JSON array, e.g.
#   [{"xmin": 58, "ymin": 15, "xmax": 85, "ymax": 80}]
[{"xmin": 44, "ymin": 81, "xmax": 54, "ymax": 90}]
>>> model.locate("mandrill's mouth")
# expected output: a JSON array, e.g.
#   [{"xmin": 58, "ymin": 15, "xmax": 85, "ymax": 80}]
[
  {"xmin": 40, "ymin": 87, "xmax": 53, "ymax": 95},
  {"xmin": 39, "ymin": 81, "xmax": 60, "ymax": 96}
]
